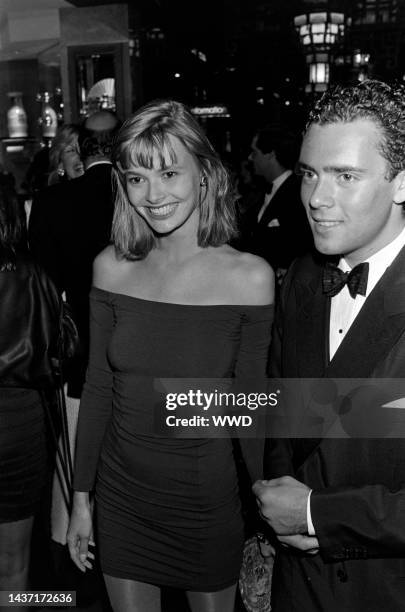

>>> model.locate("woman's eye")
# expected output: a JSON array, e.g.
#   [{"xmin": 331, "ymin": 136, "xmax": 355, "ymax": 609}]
[
  {"xmin": 163, "ymin": 171, "xmax": 177, "ymax": 179},
  {"xmin": 127, "ymin": 176, "xmax": 143, "ymax": 185}
]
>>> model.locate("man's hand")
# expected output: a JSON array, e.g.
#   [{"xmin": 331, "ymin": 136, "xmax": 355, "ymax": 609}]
[
  {"xmin": 277, "ymin": 534, "xmax": 319, "ymax": 554},
  {"xmin": 253, "ymin": 476, "xmax": 311, "ymax": 535}
]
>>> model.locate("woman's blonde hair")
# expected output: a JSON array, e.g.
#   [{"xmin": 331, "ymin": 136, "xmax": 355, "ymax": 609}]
[
  {"xmin": 48, "ymin": 124, "xmax": 80, "ymax": 185},
  {"xmin": 111, "ymin": 99, "xmax": 237, "ymax": 259}
]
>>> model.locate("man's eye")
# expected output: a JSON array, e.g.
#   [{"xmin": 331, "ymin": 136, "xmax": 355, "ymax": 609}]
[
  {"xmin": 339, "ymin": 173, "xmax": 355, "ymax": 183},
  {"xmin": 298, "ymin": 169, "xmax": 316, "ymax": 181}
]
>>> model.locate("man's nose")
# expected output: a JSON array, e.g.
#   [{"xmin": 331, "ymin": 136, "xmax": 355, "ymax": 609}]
[{"xmin": 307, "ymin": 177, "xmax": 333, "ymax": 209}]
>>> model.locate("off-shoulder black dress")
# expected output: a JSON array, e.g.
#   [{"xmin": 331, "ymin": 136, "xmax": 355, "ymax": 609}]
[{"xmin": 74, "ymin": 288, "xmax": 273, "ymax": 591}]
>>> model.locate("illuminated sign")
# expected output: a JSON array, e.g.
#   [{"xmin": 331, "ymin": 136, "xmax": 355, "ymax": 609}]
[{"xmin": 190, "ymin": 105, "xmax": 230, "ymax": 118}]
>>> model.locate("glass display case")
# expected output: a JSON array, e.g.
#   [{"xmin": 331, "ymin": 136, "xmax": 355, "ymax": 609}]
[{"xmin": 67, "ymin": 43, "xmax": 131, "ymax": 121}]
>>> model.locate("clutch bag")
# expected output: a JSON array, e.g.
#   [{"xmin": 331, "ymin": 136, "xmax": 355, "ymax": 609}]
[{"xmin": 239, "ymin": 536, "xmax": 273, "ymax": 612}]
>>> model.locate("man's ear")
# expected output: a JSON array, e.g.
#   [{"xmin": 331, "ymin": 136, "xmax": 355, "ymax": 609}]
[
  {"xmin": 393, "ymin": 169, "xmax": 405, "ymax": 205},
  {"xmin": 265, "ymin": 150, "xmax": 276, "ymax": 162}
]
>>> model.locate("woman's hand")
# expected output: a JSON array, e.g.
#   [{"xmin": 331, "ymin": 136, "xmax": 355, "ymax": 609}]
[
  {"xmin": 67, "ymin": 492, "xmax": 95, "ymax": 572},
  {"xmin": 256, "ymin": 533, "xmax": 276, "ymax": 567}
]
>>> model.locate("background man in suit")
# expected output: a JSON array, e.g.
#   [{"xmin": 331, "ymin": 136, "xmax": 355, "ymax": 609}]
[
  {"xmin": 238, "ymin": 125, "xmax": 313, "ymax": 280},
  {"xmin": 253, "ymin": 80, "xmax": 405, "ymax": 611},
  {"xmin": 29, "ymin": 109, "xmax": 120, "ymax": 396}
]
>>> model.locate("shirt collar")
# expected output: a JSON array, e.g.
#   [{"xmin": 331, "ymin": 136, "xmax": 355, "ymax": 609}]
[{"xmin": 85, "ymin": 160, "xmax": 112, "ymax": 171}]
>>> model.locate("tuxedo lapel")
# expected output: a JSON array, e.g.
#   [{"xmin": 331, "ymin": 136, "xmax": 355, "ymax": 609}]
[
  {"xmin": 326, "ymin": 245, "xmax": 405, "ymax": 378},
  {"xmin": 291, "ymin": 262, "xmax": 329, "ymax": 471},
  {"xmin": 295, "ymin": 265, "xmax": 330, "ymax": 378},
  {"xmin": 259, "ymin": 175, "xmax": 291, "ymax": 227},
  {"xmin": 258, "ymin": 194, "xmax": 275, "ymax": 227}
]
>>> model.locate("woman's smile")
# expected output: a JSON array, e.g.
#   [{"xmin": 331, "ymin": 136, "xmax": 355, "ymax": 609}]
[{"xmin": 142, "ymin": 203, "xmax": 179, "ymax": 219}]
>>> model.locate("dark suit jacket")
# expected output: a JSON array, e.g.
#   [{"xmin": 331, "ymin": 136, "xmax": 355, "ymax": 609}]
[
  {"xmin": 265, "ymin": 248, "xmax": 405, "ymax": 611},
  {"xmin": 28, "ymin": 163, "xmax": 114, "ymax": 397},
  {"xmin": 238, "ymin": 173, "xmax": 313, "ymax": 270}
]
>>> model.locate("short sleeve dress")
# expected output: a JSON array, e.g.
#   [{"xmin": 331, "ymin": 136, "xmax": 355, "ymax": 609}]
[{"xmin": 74, "ymin": 287, "xmax": 273, "ymax": 592}]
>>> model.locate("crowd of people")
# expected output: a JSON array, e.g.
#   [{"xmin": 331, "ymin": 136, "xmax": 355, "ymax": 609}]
[{"xmin": 1, "ymin": 78, "xmax": 405, "ymax": 612}]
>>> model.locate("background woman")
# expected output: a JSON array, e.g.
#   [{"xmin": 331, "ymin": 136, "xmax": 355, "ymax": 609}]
[
  {"xmin": 24, "ymin": 124, "xmax": 84, "ymax": 227},
  {"xmin": 0, "ymin": 183, "xmax": 59, "ymax": 597},
  {"xmin": 67, "ymin": 100, "xmax": 274, "ymax": 612},
  {"xmin": 47, "ymin": 124, "xmax": 84, "ymax": 185}
]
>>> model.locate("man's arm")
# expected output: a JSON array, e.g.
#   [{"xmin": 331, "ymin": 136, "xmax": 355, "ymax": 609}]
[
  {"xmin": 311, "ymin": 484, "xmax": 405, "ymax": 561},
  {"xmin": 254, "ymin": 475, "xmax": 405, "ymax": 560},
  {"xmin": 253, "ymin": 476, "xmax": 319, "ymax": 553}
]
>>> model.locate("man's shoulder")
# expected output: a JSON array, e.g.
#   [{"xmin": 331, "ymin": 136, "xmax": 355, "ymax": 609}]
[
  {"xmin": 83, "ymin": 163, "xmax": 113, "ymax": 182},
  {"xmin": 272, "ymin": 172, "xmax": 304, "ymax": 214},
  {"xmin": 80, "ymin": 164, "xmax": 114, "ymax": 200},
  {"xmin": 284, "ymin": 252, "xmax": 324, "ymax": 288},
  {"xmin": 35, "ymin": 180, "xmax": 73, "ymax": 204}
]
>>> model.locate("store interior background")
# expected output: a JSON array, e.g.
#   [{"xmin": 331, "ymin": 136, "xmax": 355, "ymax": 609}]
[{"xmin": 2, "ymin": 0, "xmax": 405, "ymax": 194}]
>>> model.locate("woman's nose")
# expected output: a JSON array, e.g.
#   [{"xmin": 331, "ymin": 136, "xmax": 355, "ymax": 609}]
[{"xmin": 146, "ymin": 180, "xmax": 165, "ymax": 204}]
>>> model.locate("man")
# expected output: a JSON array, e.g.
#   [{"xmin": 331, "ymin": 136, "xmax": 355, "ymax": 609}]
[
  {"xmin": 29, "ymin": 109, "xmax": 120, "ymax": 396},
  {"xmin": 253, "ymin": 80, "xmax": 405, "ymax": 611},
  {"xmin": 240, "ymin": 125, "xmax": 313, "ymax": 277}
]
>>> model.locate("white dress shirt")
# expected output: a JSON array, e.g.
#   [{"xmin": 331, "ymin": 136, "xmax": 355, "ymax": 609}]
[
  {"xmin": 257, "ymin": 169, "xmax": 292, "ymax": 222},
  {"xmin": 307, "ymin": 224, "xmax": 405, "ymax": 535}
]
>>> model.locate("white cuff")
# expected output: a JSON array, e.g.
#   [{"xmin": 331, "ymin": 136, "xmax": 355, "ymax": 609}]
[{"xmin": 306, "ymin": 490, "xmax": 316, "ymax": 536}]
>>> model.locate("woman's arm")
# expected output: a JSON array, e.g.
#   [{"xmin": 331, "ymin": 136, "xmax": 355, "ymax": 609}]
[
  {"xmin": 233, "ymin": 255, "xmax": 275, "ymax": 482},
  {"xmin": 68, "ymin": 253, "xmax": 115, "ymax": 569}
]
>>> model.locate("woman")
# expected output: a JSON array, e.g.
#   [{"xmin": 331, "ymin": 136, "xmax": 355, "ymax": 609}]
[
  {"xmin": 24, "ymin": 125, "xmax": 84, "ymax": 226},
  {"xmin": 47, "ymin": 124, "xmax": 84, "ymax": 185},
  {"xmin": 0, "ymin": 183, "xmax": 59, "ymax": 594},
  {"xmin": 67, "ymin": 100, "xmax": 274, "ymax": 612}
]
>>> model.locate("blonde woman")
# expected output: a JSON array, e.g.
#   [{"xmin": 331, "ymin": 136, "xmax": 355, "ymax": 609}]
[
  {"xmin": 48, "ymin": 124, "xmax": 84, "ymax": 185},
  {"xmin": 68, "ymin": 100, "xmax": 274, "ymax": 612}
]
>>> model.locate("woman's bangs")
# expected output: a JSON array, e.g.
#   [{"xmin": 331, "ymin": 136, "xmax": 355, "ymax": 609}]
[{"xmin": 119, "ymin": 130, "xmax": 178, "ymax": 170}]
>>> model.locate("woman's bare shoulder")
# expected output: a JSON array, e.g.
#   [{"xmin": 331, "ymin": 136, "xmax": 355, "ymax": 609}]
[
  {"xmin": 93, "ymin": 245, "xmax": 132, "ymax": 291},
  {"xmin": 214, "ymin": 246, "xmax": 275, "ymax": 306}
]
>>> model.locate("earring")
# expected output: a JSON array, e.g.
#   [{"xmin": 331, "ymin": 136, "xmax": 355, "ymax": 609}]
[
  {"xmin": 57, "ymin": 167, "xmax": 65, "ymax": 177},
  {"xmin": 200, "ymin": 176, "xmax": 207, "ymax": 186}
]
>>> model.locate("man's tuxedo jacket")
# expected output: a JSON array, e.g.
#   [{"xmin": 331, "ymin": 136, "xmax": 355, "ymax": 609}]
[
  {"xmin": 29, "ymin": 164, "xmax": 114, "ymax": 396},
  {"xmin": 241, "ymin": 174, "xmax": 313, "ymax": 270},
  {"xmin": 265, "ymin": 248, "xmax": 405, "ymax": 611}
]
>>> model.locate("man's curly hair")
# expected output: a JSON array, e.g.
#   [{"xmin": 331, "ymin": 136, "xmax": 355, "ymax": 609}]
[{"xmin": 307, "ymin": 80, "xmax": 405, "ymax": 180}]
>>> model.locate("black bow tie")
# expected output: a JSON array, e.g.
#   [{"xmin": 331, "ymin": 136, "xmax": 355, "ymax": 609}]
[{"xmin": 322, "ymin": 262, "xmax": 369, "ymax": 299}]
